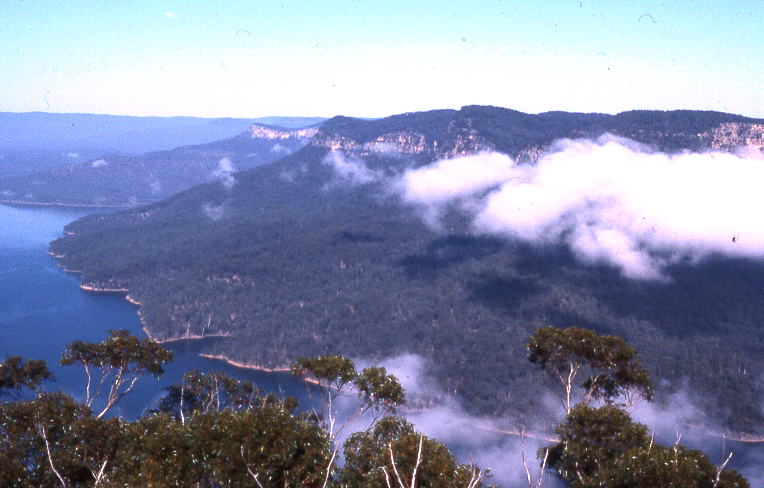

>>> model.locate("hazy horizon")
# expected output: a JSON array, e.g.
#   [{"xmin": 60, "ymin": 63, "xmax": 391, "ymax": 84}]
[{"xmin": 1, "ymin": 1, "xmax": 761, "ymax": 118}]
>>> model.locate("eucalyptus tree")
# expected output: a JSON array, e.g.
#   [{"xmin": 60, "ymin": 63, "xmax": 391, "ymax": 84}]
[
  {"xmin": 527, "ymin": 326, "xmax": 652, "ymax": 414},
  {"xmin": 341, "ymin": 416, "xmax": 487, "ymax": 488},
  {"xmin": 0, "ymin": 392, "xmax": 122, "ymax": 487},
  {"xmin": 156, "ymin": 369, "xmax": 296, "ymax": 424},
  {"xmin": 544, "ymin": 404, "xmax": 749, "ymax": 488},
  {"xmin": 291, "ymin": 355, "xmax": 405, "ymax": 439},
  {"xmin": 113, "ymin": 394, "xmax": 332, "ymax": 487},
  {"xmin": 60, "ymin": 329, "xmax": 172, "ymax": 419}
]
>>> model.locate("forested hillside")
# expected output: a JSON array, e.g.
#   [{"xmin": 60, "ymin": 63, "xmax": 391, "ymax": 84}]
[
  {"xmin": 50, "ymin": 106, "xmax": 764, "ymax": 433},
  {"xmin": 0, "ymin": 123, "xmax": 317, "ymax": 206}
]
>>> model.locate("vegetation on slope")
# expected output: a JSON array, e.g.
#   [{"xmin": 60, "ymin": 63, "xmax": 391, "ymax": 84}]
[{"xmin": 49, "ymin": 107, "xmax": 764, "ymax": 433}]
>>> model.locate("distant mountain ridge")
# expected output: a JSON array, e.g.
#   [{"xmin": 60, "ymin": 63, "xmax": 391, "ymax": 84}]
[
  {"xmin": 49, "ymin": 106, "xmax": 764, "ymax": 433},
  {"xmin": 0, "ymin": 112, "xmax": 325, "ymax": 154},
  {"xmin": 311, "ymin": 106, "xmax": 764, "ymax": 160},
  {"xmin": 4, "ymin": 106, "xmax": 762, "ymax": 206},
  {"xmin": 0, "ymin": 122, "xmax": 320, "ymax": 206}
]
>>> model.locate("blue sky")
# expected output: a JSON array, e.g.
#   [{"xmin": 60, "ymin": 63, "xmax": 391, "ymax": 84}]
[{"xmin": 1, "ymin": 0, "xmax": 761, "ymax": 118}]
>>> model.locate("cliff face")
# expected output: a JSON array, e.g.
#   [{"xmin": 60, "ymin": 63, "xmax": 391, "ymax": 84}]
[
  {"xmin": 248, "ymin": 124, "xmax": 319, "ymax": 141},
  {"xmin": 309, "ymin": 109, "xmax": 764, "ymax": 165},
  {"xmin": 312, "ymin": 118, "xmax": 493, "ymax": 160},
  {"xmin": 700, "ymin": 123, "xmax": 764, "ymax": 151}
]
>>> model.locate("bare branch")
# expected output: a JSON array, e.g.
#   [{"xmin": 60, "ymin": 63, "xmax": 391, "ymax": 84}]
[
  {"xmin": 410, "ymin": 435, "xmax": 424, "ymax": 488},
  {"xmin": 39, "ymin": 420, "xmax": 68, "ymax": 488},
  {"xmin": 713, "ymin": 452, "xmax": 734, "ymax": 488},
  {"xmin": 92, "ymin": 457, "xmax": 110, "ymax": 486},
  {"xmin": 321, "ymin": 449, "xmax": 338, "ymax": 488},
  {"xmin": 388, "ymin": 442, "xmax": 408, "ymax": 488},
  {"xmin": 241, "ymin": 445, "xmax": 265, "ymax": 488}
]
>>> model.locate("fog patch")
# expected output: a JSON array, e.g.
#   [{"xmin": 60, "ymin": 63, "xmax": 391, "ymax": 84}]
[
  {"xmin": 394, "ymin": 151, "xmax": 516, "ymax": 229},
  {"xmin": 396, "ymin": 135, "xmax": 764, "ymax": 280},
  {"xmin": 91, "ymin": 159, "xmax": 108, "ymax": 168},
  {"xmin": 353, "ymin": 353, "xmax": 561, "ymax": 488},
  {"xmin": 211, "ymin": 157, "xmax": 236, "ymax": 190},
  {"xmin": 270, "ymin": 143, "xmax": 291, "ymax": 156},
  {"xmin": 201, "ymin": 202, "xmax": 227, "ymax": 221},
  {"xmin": 147, "ymin": 175, "xmax": 162, "ymax": 194},
  {"xmin": 279, "ymin": 163, "xmax": 308, "ymax": 183},
  {"xmin": 322, "ymin": 150, "xmax": 383, "ymax": 186}
]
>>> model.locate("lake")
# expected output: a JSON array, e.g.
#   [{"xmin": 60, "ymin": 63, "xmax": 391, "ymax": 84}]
[{"xmin": 0, "ymin": 203, "xmax": 315, "ymax": 418}]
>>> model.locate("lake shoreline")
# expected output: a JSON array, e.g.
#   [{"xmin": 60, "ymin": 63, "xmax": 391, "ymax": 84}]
[{"xmin": 0, "ymin": 199, "xmax": 132, "ymax": 209}]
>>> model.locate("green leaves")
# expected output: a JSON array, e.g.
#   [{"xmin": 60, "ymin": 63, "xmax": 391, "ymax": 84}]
[
  {"xmin": 527, "ymin": 326, "xmax": 653, "ymax": 411},
  {"xmin": 292, "ymin": 355, "xmax": 357, "ymax": 390},
  {"xmin": 291, "ymin": 355, "xmax": 406, "ymax": 440},
  {"xmin": 342, "ymin": 416, "xmax": 486, "ymax": 488},
  {"xmin": 544, "ymin": 404, "xmax": 750, "ymax": 488},
  {"xmin": 355, "ymin": 365, "xmax": 406, "ymax": 413},
  {"xmin": 0, "ymin": 356, "xmax": 51, "ymax": 399},
  {"xmin": 60, "ymin": 330, "xmax": 172, "ymax": 419},
  {"xmin": 156, "ymin": 369, "xmax": 297, "ymax": 421},
  {"xmin": 60, "ymin": 329, "xmax": 172, "ymax": 377}
]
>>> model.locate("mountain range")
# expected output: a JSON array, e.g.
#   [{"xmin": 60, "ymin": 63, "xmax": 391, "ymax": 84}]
[{"xmin": 47, "ymin": 106, "xmax": 764, "ymax": 432}]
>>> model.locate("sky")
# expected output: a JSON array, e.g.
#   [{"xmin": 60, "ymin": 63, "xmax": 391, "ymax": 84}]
[{"xmin": 0, "ymin": 0, "xmax": 762, "ymax": 119}]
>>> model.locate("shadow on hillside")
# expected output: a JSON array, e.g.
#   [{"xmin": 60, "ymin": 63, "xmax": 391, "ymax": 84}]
[{"xmin": 397, "ymin": 235, "xmax": 505, "ymax": 279}]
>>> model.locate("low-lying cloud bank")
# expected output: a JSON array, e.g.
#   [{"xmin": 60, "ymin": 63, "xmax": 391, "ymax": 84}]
[{"xmin": 386, "ymin": 135, "xmax": 764, "ymax": 280}]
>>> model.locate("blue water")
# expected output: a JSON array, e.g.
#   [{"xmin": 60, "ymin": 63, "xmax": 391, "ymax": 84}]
[{"xmin": 0, "ymin": 203, "xmax": 315, "ymax": 418}]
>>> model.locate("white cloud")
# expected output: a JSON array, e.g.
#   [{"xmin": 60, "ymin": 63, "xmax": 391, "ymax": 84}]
[
  {"xmin": 201, "ymin": 202, "xmax": 226, "ymax": 221},
  {"xmin": 270, "ymin": 143, "xmax": 291, "ymax": 156},
  {"xmin": 65, "ymin": 152, "xmax": 79, "ymax": 159},
  {"xmin": 397, "ymin": 151, "xmax": 516, "ymax": 205},
  {"xmin": 322, "ymin": 150, "xmax": 382, "ymax": 186},
  {"xmin": 212, "ymin": 157, "xmax": 236, "ymax": 190},
  {"xmin": 164, "ymin": 11, "xmax": 178, "ymax": 19},
  {"xmin": 398, "ymin": 135, "xmax": 764, "ymax": 280},
  {"xmin": 91, "ymin": 159, "xmax": 108, "ymax": 168},
  {"xmin": 353, "ymin": 354, "xmax": 561, "ymax": 488}
]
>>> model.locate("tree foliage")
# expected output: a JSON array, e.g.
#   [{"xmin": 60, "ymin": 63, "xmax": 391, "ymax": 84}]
[
  {"xmin": 0, "ymin": 328, "xmax": 753, "ymax": 487},
  {"xmin": 292, "ymin": 355, "xmax": 405, "ymax": 438},
  {"xmin": 0, "ymin": 356, "xmax": 51, "ymax": 399},
  {"xmin": 527, "ymin": 326, "xmax": 653, "ymax": 413},
  {"xmin": 341, "ymin": 415, "xmax": 486, "ymax": 488},
  {"xmin": 60, "ymin": 329, "xmax": 173, "ymax": 419},
  {"xmin": 544, "ymin": 404, "xmax": 750, "ymax": 488},
  {"xmin": 156, "ymin": 369, "xmax": 297, "ymax": 422}
]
